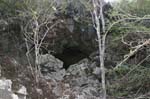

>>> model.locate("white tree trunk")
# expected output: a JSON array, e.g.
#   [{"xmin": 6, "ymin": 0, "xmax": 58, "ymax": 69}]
[
  {"xmin": 33, "ymin": 18, "xmax": 41, "ymax": 82},
  {"xmin": 92, "ymin": 0, "xmax": 106, "ymax": 99}
]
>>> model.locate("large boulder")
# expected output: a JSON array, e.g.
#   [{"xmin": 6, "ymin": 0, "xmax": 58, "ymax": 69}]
[
  {"xmin": 56, "ymin": 58, "xmax": 102, "ymax": 99},
  {"xmin": 38, "ymin": 54, "xmax": 66, "ymax": 81}
]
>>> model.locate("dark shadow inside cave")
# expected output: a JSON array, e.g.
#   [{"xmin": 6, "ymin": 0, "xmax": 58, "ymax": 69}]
[{"xmin": 53, "ymin": 47, "xmax": 89, "ymax": 70}]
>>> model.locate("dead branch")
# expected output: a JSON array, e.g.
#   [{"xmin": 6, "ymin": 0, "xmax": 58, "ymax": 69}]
[{"xmin": 115, "ymin": 39, "xmax": 150, "ymax": 69}]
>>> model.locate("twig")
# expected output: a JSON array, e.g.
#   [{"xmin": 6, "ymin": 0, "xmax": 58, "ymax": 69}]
[
  {"xmin": 119, "ymin": 54, "xmax": 150, "ymax": 81},
  {"xmin": 25, "ymin": 38, "xmax": 35, "ymax": 77}
]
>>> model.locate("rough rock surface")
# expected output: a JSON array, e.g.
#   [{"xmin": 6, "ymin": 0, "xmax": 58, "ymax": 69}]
[
  {"xmin": 0, "ymin": 79, "xmax": 27, "ymax": 99},
  {"xmin": 0, "ymin": 52, "xmax": 104, "ymax": 99},
  {"xmin": 39, "ymin": 54, "xmax": 103, "ymax": 99},
  {"xmin": 0, "ymin": 51, "xmax": 107, "ymax": 99},
  {"xmin": 39, "ymin": 54, "xmax": 66, "ymax": 81}
]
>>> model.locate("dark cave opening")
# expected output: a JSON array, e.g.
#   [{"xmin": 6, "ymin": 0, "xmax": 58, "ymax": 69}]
[{"xmin": 53, "ymin": 47, "xmax": 89, "ymax": 70}]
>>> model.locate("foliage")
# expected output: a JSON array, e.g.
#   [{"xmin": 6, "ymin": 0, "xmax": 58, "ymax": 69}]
[
  {"xmin": 109, "ymin": 0, "xmax": 150, "ymax": 33},
  {"xmin": 107, "ymin": 65, "xmax": 150, "ymax": 98}
]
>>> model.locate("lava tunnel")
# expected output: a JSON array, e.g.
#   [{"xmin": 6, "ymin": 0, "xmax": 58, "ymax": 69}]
[{"xmin": 53, "ymin": 47, "xmax": 89, "ymax": 69}]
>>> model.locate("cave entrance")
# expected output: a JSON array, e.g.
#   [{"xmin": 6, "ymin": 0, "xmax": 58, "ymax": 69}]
[{"xmin": 53, "ymin": 47, "xmax": 89, "ymax": 69}]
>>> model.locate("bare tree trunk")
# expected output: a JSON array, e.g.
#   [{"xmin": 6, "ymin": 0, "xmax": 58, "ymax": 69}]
[
  {"xmin": 100, "ymin": 1, "xmax": 106, "ymax": 98},
  {"xmin": 33, "ymin": 18, "xmax": 41, "ymax": 83},
  {"xmin": 92, "ymin": 0, "xmax": 106, "ymax": 99}
]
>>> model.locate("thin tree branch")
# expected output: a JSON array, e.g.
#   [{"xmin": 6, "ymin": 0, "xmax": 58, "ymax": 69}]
[{"xmin": 115, "ymin": 39, "xmax": 150, "ymax": 69}]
